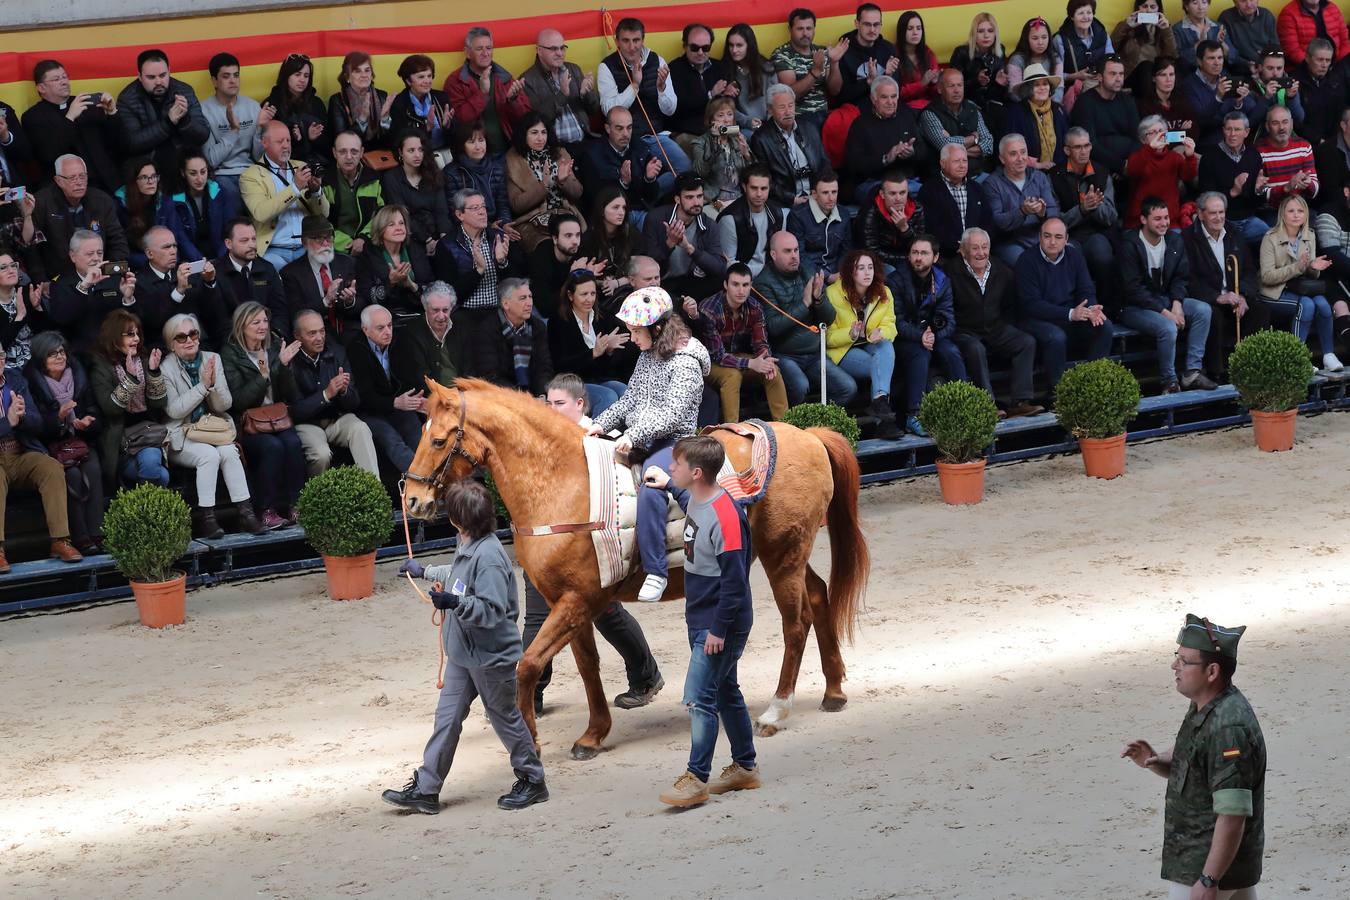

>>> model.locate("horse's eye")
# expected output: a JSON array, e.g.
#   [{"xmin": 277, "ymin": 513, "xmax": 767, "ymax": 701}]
[{"xmin": 431, "ymin": 437, "xmax": 447, "ymax": 449}]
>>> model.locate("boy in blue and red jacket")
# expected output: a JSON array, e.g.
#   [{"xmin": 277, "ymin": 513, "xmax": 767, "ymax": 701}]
[{"xmin": 643, "ymin": 435, "xmax": 761, "ymax": 807}]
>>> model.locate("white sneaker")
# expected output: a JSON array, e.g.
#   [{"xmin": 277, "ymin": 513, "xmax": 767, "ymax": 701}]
[
  {"xmin": 1323, "ymin": 353, "xmax": 1345, "ymax": 373},
  {"xmin": 638, "ymin": 574, "xmax": 668, "ymax": 602}
]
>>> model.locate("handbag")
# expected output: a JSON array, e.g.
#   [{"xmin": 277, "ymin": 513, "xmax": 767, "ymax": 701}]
[
  {"xmin": 1292, "ymin": 278, "xmax": 1329, "ymax": 296},
  {"xmin": 185, "ymin": 412, "xmax": 237, "ymax": 446},
  {"xmin": 363, "ymin": 149, "xmax": 397, "ymax": 171},
  {"xmin": 48, "ymin": 436, "xmax": 90, "ymax": 468},
  {"xmin": 242, "ymin": 402, "xmax": 292, "ymax": 436},
  {"xmin": 122, "ymin": 420, "xmax": 168, "ymax": 454}
]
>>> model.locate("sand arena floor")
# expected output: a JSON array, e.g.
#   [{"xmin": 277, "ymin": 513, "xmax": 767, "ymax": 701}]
[{"xmin": 3, "ymin": 416, "xmax": 1349, "ymax": 899}]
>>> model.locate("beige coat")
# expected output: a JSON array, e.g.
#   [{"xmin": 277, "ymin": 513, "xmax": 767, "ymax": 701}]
[
  {"xmin": 504, "ymin": 148, "xmax": 585, "ymax": 249},
  {"xmin": 161, "ymin": 351, "xmax": 233, "ymax": 451},
  {"xmin": 1258, "ymin": 224, "xmax": 1319, "ymax": 300}
]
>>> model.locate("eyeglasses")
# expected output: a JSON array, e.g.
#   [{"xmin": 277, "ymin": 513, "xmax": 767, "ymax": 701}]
[
  {"xmin": 687, "ymin": 43, "xmax": 712, "ymax": 53},
  {"xmin": 1173, "ymin": 651, "xmax": 1207, "ymax": 667},
  {"xmin": 48, "ymin": 347, "xmax": 68, "ymax": 357},
  {"xmin": 173, "ymin": 329, "xmax": 200, "ymax": 343},
  {"xmin": 537, "ymin": 43, "xmax": 569, "ymax": 52},
  {"xmin": 461, "ymin": 203, "xmax": 487, "ymax": 212},
  {"xmin": 137, "ymin": 173, "xmax": 161, "ymax": 183},
  {"xmin": 55, "ymin": 173, "xmax": 88, "ymax": 183},
  {"xmin": 0, "ymin": 262, "xmax": 19, "ymax": 272}
]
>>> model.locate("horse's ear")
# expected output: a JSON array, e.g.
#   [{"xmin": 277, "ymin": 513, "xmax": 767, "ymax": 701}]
[{"xmin": 425, "ymin": 377, "xmax": 450, "ymax": 399}]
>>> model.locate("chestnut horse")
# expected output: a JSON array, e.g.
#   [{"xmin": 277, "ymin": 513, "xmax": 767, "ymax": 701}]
[{"xmin": 403, "ymin": 379, "xmax": 869, "ymax": 759}]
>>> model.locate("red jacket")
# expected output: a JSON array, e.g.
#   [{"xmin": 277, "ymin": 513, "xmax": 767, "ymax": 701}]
[
  {"xmin": 1124, "ymin": 145, "xmax": 1200, "ymax": 224},
  {"xmin": 443, "ymin": 62, "xmax": 532, "ymax": 141},
  {"xmin": 1277, "ymin": 0, "xmax": 1350, "ymax": 64}
]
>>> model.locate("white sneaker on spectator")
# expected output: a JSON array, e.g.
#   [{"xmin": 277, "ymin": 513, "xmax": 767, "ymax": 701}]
[
  {"xmin": 1322, "ymin": 353, "xmax": 1344, "ymax": 373},
  {"xmin": 638, "ymin": 574, "xmax": 668, "ymax": 602}
]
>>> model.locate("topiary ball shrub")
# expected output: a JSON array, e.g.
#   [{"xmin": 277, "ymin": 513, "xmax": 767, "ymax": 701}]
[
  {"xmin": 1054, "ymin": 359, "xmax": 1142, "ymax": 440},
  {"xmin": 297, "ymin": 466, "xmax": 393, "ymax": 558},
  {"xmin": 781, "ymin": 402, "xmax": 861, "ymax": 449},
  {"xmin": 483, "ymin": 471, "xmax": 511, "ymax": 525},
  {"xmin": 103, "ymin": 483, "xmax": 192, "ymax": 584},
  {"xmin": 917, "ymin": 381, "xmax": 999, "ymax": 463},
  {"xmin": 1228, "ymin": 329, "xmax": 1315, "ymax": 412}
]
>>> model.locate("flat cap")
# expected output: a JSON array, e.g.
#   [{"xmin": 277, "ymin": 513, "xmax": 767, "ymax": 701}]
[{"xmin": 1177, "ymin": 614, "xmax": 1245, "ymax": 660}]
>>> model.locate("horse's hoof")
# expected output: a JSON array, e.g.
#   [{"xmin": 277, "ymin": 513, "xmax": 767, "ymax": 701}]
[
  {"xmin": 754, "ymin": 722, "xmax": 780, "ymax": 738},
  {"xmin": 820, "ymin": 696, "xmax": 848, "ymax": 712},
  {"xmin": 570, "ymin": 743, "xmax": 601, "ymax": 760}
]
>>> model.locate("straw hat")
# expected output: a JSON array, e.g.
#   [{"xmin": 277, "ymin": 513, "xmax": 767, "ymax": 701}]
[{"xmin": 1021, "ymin": 62, "xmax": 1063, "ymax": 90}]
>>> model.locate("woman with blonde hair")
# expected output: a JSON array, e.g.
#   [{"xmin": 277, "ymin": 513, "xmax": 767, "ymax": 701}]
[
  {"xmin": 949, "ymin": 13, "xmax": 1009, "ymax": 106},
  {"xmin": 1259, "ymin": 193, "xmax": 1342, "ymax": 372},
  {"xmin": 160, "ymin": 312, "xmax": 264, "ymax": 538},
  {"xmin": 356, "ymin": 204, "xmax": 432, "ymax": 316}
]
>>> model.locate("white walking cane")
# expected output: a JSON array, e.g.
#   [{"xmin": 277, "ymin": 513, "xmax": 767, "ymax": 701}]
[{"xmin": 819, "ymin": 327, "xmax": 828, "ymax": 405}]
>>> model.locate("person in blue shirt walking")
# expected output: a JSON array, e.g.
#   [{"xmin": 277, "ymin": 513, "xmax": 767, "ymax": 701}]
[{"xmin": 644, "ymin": 435, "xmax": 761, "ymax": 808}]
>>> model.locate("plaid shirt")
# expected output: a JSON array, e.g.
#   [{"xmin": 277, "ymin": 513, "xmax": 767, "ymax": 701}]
[
  {"xmin": 458, "ymin": 229, "xmax": 500, "ymax": 308},
  {"xmin": 547, "ymin": 71, "xmax": 586, "ymax": 145},
  {"xmin": 698, "ymin": 291, "xmax": 770, "ymax": 368},
  {"xmin": 945, "ymin": 176, "xmax": 969, "ymax": 221}
]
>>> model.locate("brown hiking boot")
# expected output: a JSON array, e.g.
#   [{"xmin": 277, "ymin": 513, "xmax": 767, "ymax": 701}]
[
  {"xmin": 0, "ymin": 544, "xmax": 10, "ymax": 574},
  {"xmin": 708, "ymin": 763, "xmax": 762, "ymax": 795},
  {"xmin": 659, "ymin": 771, "xmax": 709, "ymax": 808},
  {"xmin": 50, "ymin": 539, "xmax": 84, "ymax": 563}
]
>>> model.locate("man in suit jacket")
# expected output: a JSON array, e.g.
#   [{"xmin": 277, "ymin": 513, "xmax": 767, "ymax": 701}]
[
  {"xmin": 216, "ymin": 218, "xmax": 287, "ymax": 335},
  {"xmin": 1118, "ymin": 196, "xmax": 1217, "ymax": 393},
  {"xmin": 345, "ymin": 304, "xmax": 424, "ymax": 473},
  {"xmin": 287, "ymin": 308, "xmax": 380, "ymax": 477},
  {"xmin": 46, "ymin": 229, "xmax": 142, "ymax": 357},
  {"xmin": 918, "ymin": 144, "xmax": 991, "ymax": 268},
  {"xmin": 1182, "ymin": 192, "xmax": 1273, "ymax": 379},
  {"xmin": 463, "ymin": 278, "xmax": 554, "ymax": 395},
  {"xmin": 135, "ymin": 225, "xmax": 227, "ymax": 349},
  {"xmin": 520, "ymin": 30, "xmax": 600, "ymax": 156},
  {"xmin": 30, "ymin": 154, "xmax": 130, "ymax": 282},
  {"xmin": 240, "ymin": 121, "xmax": 329, "ymax": 271},
  {"xmin": 279, "ymin": 215, "xmax": 360, "ymax": 341}
]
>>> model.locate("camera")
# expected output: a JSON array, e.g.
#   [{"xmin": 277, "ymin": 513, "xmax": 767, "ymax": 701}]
[
  {"xmin": 714, "ymin": 124, "xmax": 741, "ymax": 136},
  {"xmin": 303, "ymin": 161, "xmax": 326, "ymax": 182},
  {"xmin": 100, "ymin": 260, "xmax": 128, "ymax": 278},
  {"xmin": 1272, "ymin": 74, "xmax": 1295, "ymax": 90}
]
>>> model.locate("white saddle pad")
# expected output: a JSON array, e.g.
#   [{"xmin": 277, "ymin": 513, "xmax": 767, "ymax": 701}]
[{"xmin": 583, "ymin": 436, "xmax": 685, "ymax": 589}]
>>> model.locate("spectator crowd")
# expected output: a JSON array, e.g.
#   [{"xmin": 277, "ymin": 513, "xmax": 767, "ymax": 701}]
[{"xmin": 5, "ymin": 1, "xmax": 1350, "ymax": 567}]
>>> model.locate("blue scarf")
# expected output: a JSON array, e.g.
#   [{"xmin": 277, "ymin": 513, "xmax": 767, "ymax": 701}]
[{"xmin": 498, "ymin": 309, "xmax": 533, "ymax": 389}]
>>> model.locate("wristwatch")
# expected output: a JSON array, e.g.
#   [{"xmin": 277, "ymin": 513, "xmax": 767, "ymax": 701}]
[{"xmin": 1199, "ymin": 874, "xmax": 1219, "ymax": 889}]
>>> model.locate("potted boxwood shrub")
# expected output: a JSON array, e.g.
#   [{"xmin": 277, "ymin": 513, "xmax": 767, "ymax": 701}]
[
  {"xmin": 917, "ymin": 381, "xmax": 999, "ymax": 504},
  {"xmin": 103, "ymin": 483, "xmax": 193, "ymax": 628},
  {"xmin": 297, "ymin": 465, "xmax": 394, "ymax": 600},
  {"xmin": 1054, "ymin": 359, "xmax": 1142, "ymax": 479},
  {"xmin": 781, "ymin": 402, "xmax": 861, "ymax": 450},
  {"xmin": 1228, "ymin": 329, "xmax": 1315, "ymax": 452}
]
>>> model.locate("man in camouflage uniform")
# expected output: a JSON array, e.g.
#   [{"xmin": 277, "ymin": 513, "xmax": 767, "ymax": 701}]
[{"xmin": 1123, "ymin": 614, "xmax": 1266, "ymax": 899}]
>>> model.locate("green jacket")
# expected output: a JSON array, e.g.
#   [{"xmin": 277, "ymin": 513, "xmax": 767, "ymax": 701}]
[
  {"xmin": 753, "ymin": 261, "xmax": 835, "ymax": 358},
  {"xmin": 323, "ymin": 165, "xmax": 384, "ymax": 253},
  {"xmin": 220, "ymin": 341, "xmax": 298, "ymax": 416},
  {"xmin": 1162, "ymin": 684, "xmax": 1266, "ymax": 890}
]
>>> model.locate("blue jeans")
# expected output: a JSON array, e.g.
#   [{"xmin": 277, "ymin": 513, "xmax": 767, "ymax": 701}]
[
  {"xmin": 778, "ymin": 352, "xmax": 858, "ymax": 406},
  {"xmin": 584, "ymin": 381, "xmax": 627, "ymax": 418},
  {"xmin": 684, "ymin": 627, "xmax": 755, "ymax": 783},
  {"xmin": 120, "ymin": 446, "xmax": 170, "ymax": 487},
  {"xmin": 1017, "ymin": 317, "xmax": 1115, "ymax": 387},
  {"xmin": 263, "ymin": 243, "xmax": 304, "ymax": 271},
  {"xmin": 366, "ymin": 410, "xmax": 423, "ymax": 474},
  {"xmin": 215, "ymin": 173, "xmax": 242, "ymax": 218},
  {"xmin": 837, "ymin": 341, "xmax": 896, "ymax": 400},
  {"xmin": 1231, "ymin": 215, "xmax": 1271, "ymax": 247},
  {"xmin": 1269, "ymin": 290, "xmax": 1334, "ymax": 351},
  {"xmin": 994, "ymin": 236, "xmax": 1037, "ymax": 267},
  {"xmin": 895, "ymin": 336, "xmax": 969, "ymax": 414},
  {"xmin": 637, "ymin": 442, "xmax": 676, "ymax": 577},
  {"xmin": 239, "ymin": 427, "xmax": 306, "ymax": 510},
  {"xmin": 1117, "ymin": 299, "xmax": 1212, "ymax": 383},
  {"xmin": 640, "ymin": 133, "xmax": 691, "ymax": 198}
]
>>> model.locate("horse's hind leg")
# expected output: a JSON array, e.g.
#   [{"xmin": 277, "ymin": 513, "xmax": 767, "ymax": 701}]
[
  {"xmin": 565, "ymin": 619, "xmax": 612, "ymax": 760},
  {"xmin": 805, "ymin": 563, "xmax": 848, "ymax": 711},
  {"xmin": 755, "ymin": 552, "xmax": 810, "ymax": 737}
]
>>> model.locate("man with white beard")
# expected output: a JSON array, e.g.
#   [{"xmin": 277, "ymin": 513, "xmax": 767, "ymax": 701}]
[{"xmin": 280, "ymin": 215, "xmax": 360, "ymax": 340}]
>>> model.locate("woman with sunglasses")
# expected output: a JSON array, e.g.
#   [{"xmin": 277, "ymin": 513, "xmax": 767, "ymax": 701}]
[
  {"xmin": 116, "ymin": 157, "xmax": 185, "ymax": 269},
  {"xmin": 1008, "ymin": 18, "xmax": 1067, "ymax": 103},
  {"xmin": 160, "ymin": 312, "xmax": 265, "ymax": 538},
  {"xmin": 88, "ymin": 309, "xmax": 169, "ymax": 491},
  {"xmin": 328, "ymin": 51, "xmax": 394, "ymax": 151},
  {"xmin": 548, "ymin": 269, "xmax": 636, "ymax": 415},
  {"xmin": 1111, "ymin": 0, "xmax": 1179, "ymax": 94},
  {"xmin": 23, "ymin": 330, "xmax": 105, "ymax": 555},
  {"xmin": 265, "ymin": 53, "xmax": 330, "ymax": 165},
  {"xmin": 390, "ymin": 54, "xmax": 455, "ymax": 151}
]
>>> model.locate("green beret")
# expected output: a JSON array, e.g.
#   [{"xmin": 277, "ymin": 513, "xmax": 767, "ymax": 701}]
[{"xmin": 1177, "ymin": 614, "xmax": 1245, "ymax": 660}]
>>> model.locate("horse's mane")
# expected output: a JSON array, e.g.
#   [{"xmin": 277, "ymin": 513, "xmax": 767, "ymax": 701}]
[{"xmin": 450, "ymin": 377, "xmax": 584, "ymax": 457}]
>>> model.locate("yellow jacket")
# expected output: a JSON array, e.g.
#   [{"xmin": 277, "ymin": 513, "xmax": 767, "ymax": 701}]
[
  {"xmin": 824, "ymin": 279, "xmax": 897, "ymax": 363},
  {"xmin": 239, "ymin": 159, "xmax": 330, "ymax": 255}
]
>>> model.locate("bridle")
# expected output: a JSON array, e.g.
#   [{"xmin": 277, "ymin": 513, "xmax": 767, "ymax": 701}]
[{"xmin": 403, "ymin": 387, "xmax": 480, "ymax": 494}]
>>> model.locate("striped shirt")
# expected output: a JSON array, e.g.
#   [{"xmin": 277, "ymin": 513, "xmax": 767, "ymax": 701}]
[{"xmin": 1255, "ymin": 137, "xmax": 1318, "ymax": 205}]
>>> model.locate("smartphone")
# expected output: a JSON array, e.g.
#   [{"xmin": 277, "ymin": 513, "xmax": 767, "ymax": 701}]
[
  {"xmin": 184, "ymin": 259, "xmax": 207, "ymax": 276},
  {"xmin": 1136, "ymin": 11, "xmax": 1159, "ymax": 24},
  {"xmin": 1164, "ymin": 130, "xmax": 1186, "ymax": 144},
  {"xmin": 0, "ymin": 186, "xmax": 25, "ymax": 203},
  {"xmin": 81, "ymin": 93, "xmax": 101, "ymax": 104},
  {"xmin": 100, "ymin": 260, "xmax": 128, "ymax": 277}
]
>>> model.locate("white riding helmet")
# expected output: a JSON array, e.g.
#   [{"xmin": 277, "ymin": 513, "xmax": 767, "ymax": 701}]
[{"xmin": 616, "ymin": 286, "xmax": 674, "ymax": 327}]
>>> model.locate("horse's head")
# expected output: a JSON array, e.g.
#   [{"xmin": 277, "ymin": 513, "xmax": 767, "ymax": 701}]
[{"xmin": 403, "ymin": 378, "xmax": 485, "ymax": 519}]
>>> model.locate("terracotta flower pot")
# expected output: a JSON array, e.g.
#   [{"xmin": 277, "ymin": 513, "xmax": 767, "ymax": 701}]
[
  {"xmin": 1079, "ymin": 434, "xmax": 1127, "ymax": 479},
  {"xmin": 1251, "ymin": 408, "xmax": 1296, "ymax": 452},
  {"xmin": 130, "ymin": 572, "xmax": 187, "ymax": 628},
  {"xmin": 935, "ymin": 459, "xmax": 986, "ymax": 505},
  {"xmin": 322, "ymin": 551, "xmax": 377, "ymax": 600}
]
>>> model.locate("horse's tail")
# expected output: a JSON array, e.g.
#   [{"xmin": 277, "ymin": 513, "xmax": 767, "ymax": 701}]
[{"xmin": 808, "ymin": 427, "xmax": 868, "ymax": 644}]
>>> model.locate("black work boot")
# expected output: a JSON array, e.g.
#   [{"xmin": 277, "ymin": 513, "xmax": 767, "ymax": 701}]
[
  {"xmin": 381, "ymin": 772, "xmax": 440, "ymax": 815},
  {"xmin": 614, "ymin": 674, "xmax": 665, "ymax": 709},
  {"xmin": 193, "ymin": 506, "xmax": 224, "ymax": 539},
  {"xmin": 497, "ymin": 775, "xmax": 549, "ymax": 810},
  {"xmin": 235, "ymin": 501, "xmax": 267, "ymax": 535}
]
